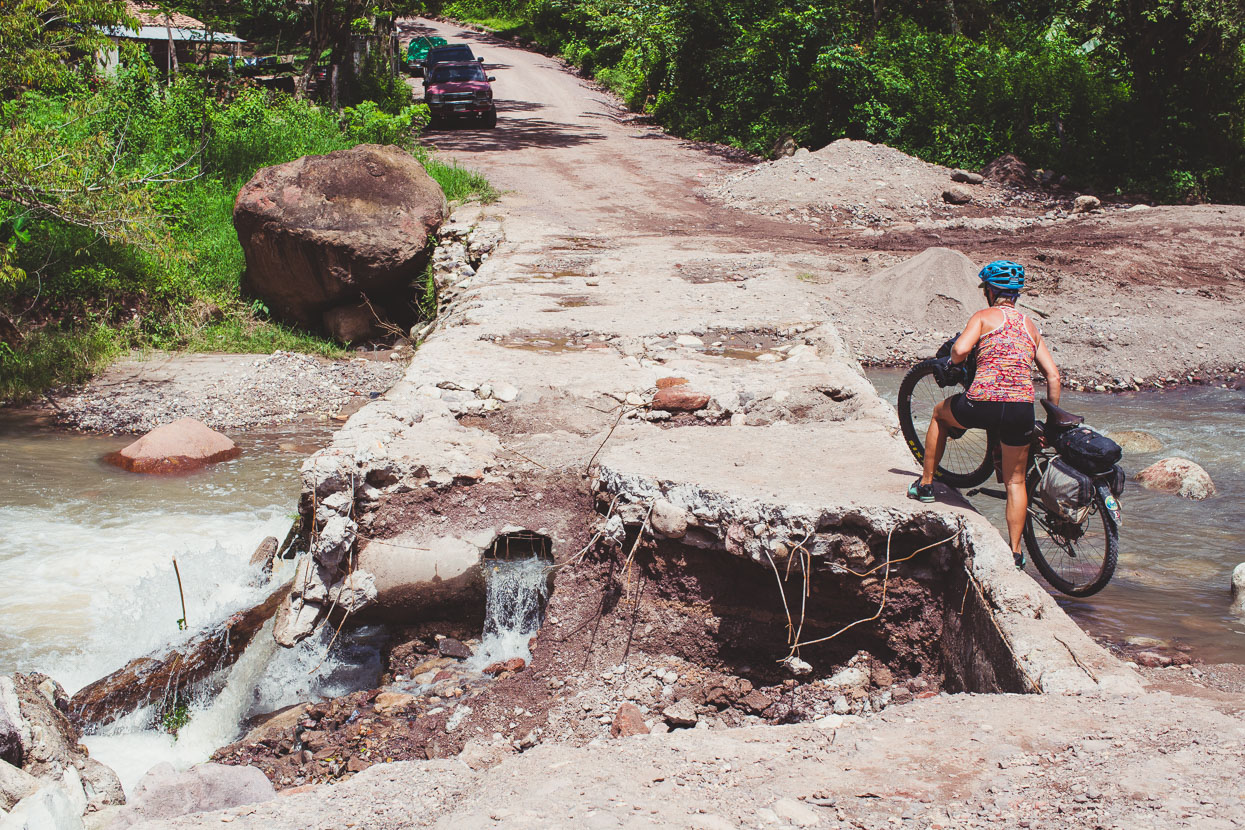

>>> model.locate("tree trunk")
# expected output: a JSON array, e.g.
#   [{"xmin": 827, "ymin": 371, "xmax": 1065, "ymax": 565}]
[{"xmin": 68, "ymin": 582, "xmax": 291, "ymax": 729}]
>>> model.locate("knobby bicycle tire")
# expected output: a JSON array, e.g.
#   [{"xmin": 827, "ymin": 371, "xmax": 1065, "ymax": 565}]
[
  {"xmin": 1023, "ymin": 481, "xmax": 1118, "ymax": 597},
  {"xmin": 897, "ymin": 359, "xmax": 995, "ymax": 489}
]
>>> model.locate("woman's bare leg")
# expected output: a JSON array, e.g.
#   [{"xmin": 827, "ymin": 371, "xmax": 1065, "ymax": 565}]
[
  {"xmin": 1000, "ymin": 442, "xmax": 1030, "ymax": 555},
  {"xmin": 920, "ymin": 399, "xmax": 966, "ymax": 486}
]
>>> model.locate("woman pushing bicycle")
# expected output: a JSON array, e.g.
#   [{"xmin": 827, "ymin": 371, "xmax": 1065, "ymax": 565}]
[{"xmin": 907, "ymin": 260, "xmax": 1062, "ymax": 567}]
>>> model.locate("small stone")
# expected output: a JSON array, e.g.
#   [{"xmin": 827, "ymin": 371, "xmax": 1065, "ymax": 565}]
[
  {"xmin": 610, "ymin": 703, "xmax": 650, "ymax": 738},
  {"xmin": 655, "ymin": 377, "xmax": 689, "ymax": 389},
  {"xmin": 437, "ymin": 638, "xmax": 473, "ymax": 659},
  {"xmin": 1133, "ymin": 651, "xmax": 1172, "ymax": 668},
  {"xmin": 483, "ymin": 657, "xmax": 526, "ymax": 676},
  {"xmin": 942, "ymin": 186, "xmax": 972, "ymax": 205},
  {"xmin": 772, "ymin": 797, "xmax": 822, "ymax": 827},
  {"xmin": 663, "ymin": 699, "xmax": 698, "ymax": 727},
  {"xmin": 950, "ymin": 169, "xmax": 984, "ymax": 185},
  {"xmin": 675, "ymin": 335, "xmax": 704, "ymax": 347},
  {"xmin": 652, "ymin": 388, "xmax": 710, "ymax": 412},
  {"xmin": 493, "ymin": 383, "xmax": 519, "ymax": 402},
  {"xmin": 650, "ymin": 499, "xmax": 689, "ymax": 538},
  {"xmin": 1073, "ymin": 194, "xmax": 1102, "ymax": 214}
]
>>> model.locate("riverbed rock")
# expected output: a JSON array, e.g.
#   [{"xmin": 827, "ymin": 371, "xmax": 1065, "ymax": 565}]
[
  {"xmin": 0, "ymin": 677, "xmax": 29, "ymax": 768},
  {"xmin": 2, "ymin": 778, "xmax": 85, "ymax": 830},
  {"xmin": 438, "ymin": 637, "xmax": 474, "ymax": 659},
  {"xmin": 0, "ymin": 759, "xmax": 40, "ymax": 811},
  {"xmin": 234, "ymin": 144, "xmax": 448, "ymax": 333},
  {"xmin": 107, "ymin": 417, "xmax": 240, "ymax": 474},
  {"xmin": 106, "ymin": 762, "xmax": 275, "ymax": 827},
  {"xmin": 950, "ymin": 169, "xmax": 984, "ymax": 185},
  {"xmin": 4, "ymin": 674, "xmax": 123, "ymax": 811},
  {"xmin": 1135, "ymin": 457, "xmax": 1216, "ymax": 500},
  {"xmin": 248, "ymin": 536, "xmax": 280, "ymax": 573},
  {"xmin": 1232, "ymin": 563, "xmax": 1245, "ymax": 616},
  {"xmin": 1107, "ymin": 429, "xmax": 1163, "ymax": 454}
]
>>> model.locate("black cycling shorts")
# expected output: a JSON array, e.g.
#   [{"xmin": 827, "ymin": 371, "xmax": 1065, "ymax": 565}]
[{"xmin": 949, "ymin": 394, "xmax": 1035, "ymax": 447}]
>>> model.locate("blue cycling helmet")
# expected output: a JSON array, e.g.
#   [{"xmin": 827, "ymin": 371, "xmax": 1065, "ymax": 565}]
[{"xmin": 978, "ymin": 260, "xmax": 1025, "ymax": 292}]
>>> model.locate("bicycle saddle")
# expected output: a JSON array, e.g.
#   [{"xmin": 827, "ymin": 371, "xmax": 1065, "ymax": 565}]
[{"xmin": 1040, "ymin": 399, "xmax": 1084, "ymax": 429}]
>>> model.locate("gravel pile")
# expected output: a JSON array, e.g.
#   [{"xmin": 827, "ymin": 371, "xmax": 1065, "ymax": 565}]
[
  {"xmin": 700, "ymin": 138, "xmax": 1050, "ymax": 228},
  {"xmin": 51, "ymin": 350, "xmax": 406, "ymax": 433}
]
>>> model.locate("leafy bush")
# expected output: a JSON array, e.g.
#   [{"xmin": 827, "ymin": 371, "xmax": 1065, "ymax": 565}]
[{"xmin": 1, "ymin": 63, "xmax": 492, "ymax": 401}]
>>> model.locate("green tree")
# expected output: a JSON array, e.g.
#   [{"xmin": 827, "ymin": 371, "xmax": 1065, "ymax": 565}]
[{"xmin": 0, "ymin": 0, "xmax": 133, "ymax": 95}]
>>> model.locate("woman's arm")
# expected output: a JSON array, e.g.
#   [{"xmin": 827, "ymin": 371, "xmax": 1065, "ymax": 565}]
[
  {"xmin": 950, "ymin": 312, "xmax": 985, "ymax": 365},
  {"xmin": 1034, "ymin": 334, "xmax": 1061, "ymax": 405}
]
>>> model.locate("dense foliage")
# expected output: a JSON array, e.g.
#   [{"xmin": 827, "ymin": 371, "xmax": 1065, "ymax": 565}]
[
  {"xmin": 439, "ymin": 0, "xmax": 1245, "ymax": 201},
  {"xmin": 1, "ymin": 33, "xmax": 492, "ymax": 400}
]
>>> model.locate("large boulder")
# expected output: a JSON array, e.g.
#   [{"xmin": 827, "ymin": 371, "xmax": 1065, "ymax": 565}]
[
  {"xmin": 3, "ymin": 673, "xmax": 124, "ymax": 812},
  {"xmin": 0, "ymin": 677, "xmax": 29, "ymax": 768},
  {"xmin": 1135, "ymin": 457, "xmax": 1216, "ymax": 500},
  {"xmin": 106, "ymin": 417, "xmax": 240, "ymax": 474},
  {"xmin": 853, "ymin": 247, "xmax": 984, "ymax": 331},
  {"xmin": 234, "ymin": 143, "xmax": 448, "ymax": 335}
]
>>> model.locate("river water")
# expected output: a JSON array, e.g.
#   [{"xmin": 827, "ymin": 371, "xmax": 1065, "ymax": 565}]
[
  {"xmin": 869, "ymin": 369, "xmax": 1245, "ymax": 663},
  {"xmin": 0, "ymin": 412, "xmax": 382, "ymax": 790}
]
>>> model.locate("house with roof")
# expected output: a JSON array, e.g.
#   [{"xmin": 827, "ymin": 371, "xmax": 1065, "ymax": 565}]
[{"xmin": 98, "ymin": 2, "xmax": 245, "ymax": 75}]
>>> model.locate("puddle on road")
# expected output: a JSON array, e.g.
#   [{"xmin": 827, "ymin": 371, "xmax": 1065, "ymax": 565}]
[{"xmin": 493, "ymin": 332, "xmax": 613, "ymax": 354}]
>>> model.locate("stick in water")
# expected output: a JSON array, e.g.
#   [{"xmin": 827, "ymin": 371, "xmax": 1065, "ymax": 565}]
[{"xmin": 173, "ymin": 557, "xmax": 188, "ymax": 631}]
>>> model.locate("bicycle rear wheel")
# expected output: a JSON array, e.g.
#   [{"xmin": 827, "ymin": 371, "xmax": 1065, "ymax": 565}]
[
  {"xmin": 1023, "ymin": 481, "xmax": 1118, "ymax": 597},
  {"xmin": 897, "ymin": 359, "xmax": 995, "ymax": 488}
]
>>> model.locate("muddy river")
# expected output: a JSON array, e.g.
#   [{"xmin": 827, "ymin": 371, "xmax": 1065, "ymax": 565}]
[{"xmin": 870, "ymin": 369, "xmax": 1245, "ymax": 663}]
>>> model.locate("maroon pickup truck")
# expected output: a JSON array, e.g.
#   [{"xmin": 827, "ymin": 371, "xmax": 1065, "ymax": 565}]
[{"xmin": 423, "ymin": 61, "xmax": 497, "ymax": 129}]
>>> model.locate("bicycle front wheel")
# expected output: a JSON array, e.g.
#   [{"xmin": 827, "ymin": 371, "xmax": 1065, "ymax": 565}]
[
  {"xmin": 896, "ymin": 359, "xmax": 995, "ymax": 488},
  {"xmin": 1023, "ymin": 481, "xmax": 1118, "ymax": 597}
]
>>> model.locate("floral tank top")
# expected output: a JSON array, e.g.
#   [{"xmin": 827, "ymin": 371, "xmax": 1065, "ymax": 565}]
[{"xmin": 966, "ymin": 306, "xmax": 1036, "ymax": 403}]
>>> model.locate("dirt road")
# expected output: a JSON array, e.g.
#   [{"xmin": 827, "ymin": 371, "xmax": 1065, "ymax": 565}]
[{"xmin": 414, "ymin": 18, "xmax": 1244, "ymax": 391}]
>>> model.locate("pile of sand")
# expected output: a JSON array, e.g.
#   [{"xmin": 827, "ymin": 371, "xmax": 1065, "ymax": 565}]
[
  {"xmin": 852, "ymin": 247, "xmax": 986, "ymax": 330},
  {"xmin": 700, "ymin": 139, "xmax": 1046, "ymax": 228}
]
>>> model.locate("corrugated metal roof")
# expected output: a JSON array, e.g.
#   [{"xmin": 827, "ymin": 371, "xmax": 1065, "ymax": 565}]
[{"xmin": 102, "ymin": 24, "xmax": 246, "ymax": 43}]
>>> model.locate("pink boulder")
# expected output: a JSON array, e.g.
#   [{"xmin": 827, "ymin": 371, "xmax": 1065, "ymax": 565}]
[
  {"xmin": 108, "ymin": 418, "xmax": 240, "ymax": 474},
  {"xmin": 1135, "ymin": 457, "xmax": 1216, "ymax": 500}
]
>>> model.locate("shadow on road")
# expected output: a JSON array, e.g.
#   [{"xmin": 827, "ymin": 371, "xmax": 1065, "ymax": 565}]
[{"xmin": 426, "ymin": 107, "xmax": 605, "ymax": 151}]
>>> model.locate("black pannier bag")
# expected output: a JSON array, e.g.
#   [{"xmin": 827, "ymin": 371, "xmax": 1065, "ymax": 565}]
[
  {"xmin": 1103, "ymin": 464, "xmax": 1126, "ymax": 497},
  {"xmin": 1052, "ymin": 426, "xmax": 1122, "ymax": 475}
]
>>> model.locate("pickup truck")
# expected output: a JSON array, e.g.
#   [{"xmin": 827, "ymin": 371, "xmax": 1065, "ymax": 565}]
[
  {"xmin": 423, "ymin": 61, "xmax": 497, "ymax": 129},
  {"xmin": 422, "ymin": 44, "xmax": 484, "ymax": 81}
]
